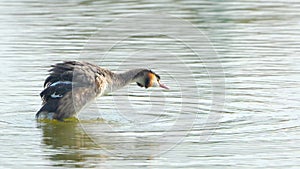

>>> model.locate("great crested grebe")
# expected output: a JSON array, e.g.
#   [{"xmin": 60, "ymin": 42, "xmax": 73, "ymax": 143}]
[{"xmin": 36, "ymin": 61, "xmax": 169, "ymax": 120}]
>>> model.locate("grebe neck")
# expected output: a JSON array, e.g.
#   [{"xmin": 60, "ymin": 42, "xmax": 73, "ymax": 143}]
[{"xmin": 109, "ymin": 68, "xmax": 145, "ymax": 92}]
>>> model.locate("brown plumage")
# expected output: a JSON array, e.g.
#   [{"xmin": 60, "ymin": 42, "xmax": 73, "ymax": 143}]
[{"xmin": 36, "ymin": 61, "xmax": 169, "ymax": 121}]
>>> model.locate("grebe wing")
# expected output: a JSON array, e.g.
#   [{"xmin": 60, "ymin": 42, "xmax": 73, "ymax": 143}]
[
  {"xmin": 36, "ymin": 61, "xmax": 107, "ymax": 120},
  {"xmin": 44, "ymin": 61, "xmax": 101, "ymax": 87}
]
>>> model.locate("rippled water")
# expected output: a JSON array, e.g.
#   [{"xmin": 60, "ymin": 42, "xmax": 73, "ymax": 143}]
[{"xmin": 0, "ymin": 0, "xmax": 300, "ymax": 168}]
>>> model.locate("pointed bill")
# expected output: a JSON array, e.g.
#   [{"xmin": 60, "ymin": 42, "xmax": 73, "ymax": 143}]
[{"xmin": 159, "ymin": 83, "xmax": 170, "ymax": 90}]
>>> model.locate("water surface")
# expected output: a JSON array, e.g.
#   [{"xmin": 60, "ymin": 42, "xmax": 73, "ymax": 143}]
[{"xmin": 0, "ymin": 0, "xmax": 299, "ymax": 168}]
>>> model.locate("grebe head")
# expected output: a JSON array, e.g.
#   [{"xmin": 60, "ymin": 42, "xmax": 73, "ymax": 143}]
[{"xmin": 135, "ymin": 70, "xmax": 169, "ymax": 89}]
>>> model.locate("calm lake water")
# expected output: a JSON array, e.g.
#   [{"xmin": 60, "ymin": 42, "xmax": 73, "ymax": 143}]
[{"xmin": 0, "ymin": 0, "xmax": 300, "ymax": 168}]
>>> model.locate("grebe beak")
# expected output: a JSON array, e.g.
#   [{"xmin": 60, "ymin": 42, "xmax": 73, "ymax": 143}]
[{"xmin": 159, "ymin": 82, "xmax": 169, "ymax": 90}]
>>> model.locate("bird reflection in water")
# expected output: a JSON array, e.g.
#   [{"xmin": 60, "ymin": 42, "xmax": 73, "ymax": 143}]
[{"xmin": 37, "ymin": 120, "xmax": 107, "ymax": 168}]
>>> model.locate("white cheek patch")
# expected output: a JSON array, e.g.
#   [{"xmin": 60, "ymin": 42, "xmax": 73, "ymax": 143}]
[{"xmin": 152, "ymin": 80, "xmax": 159, "ymax": 87}]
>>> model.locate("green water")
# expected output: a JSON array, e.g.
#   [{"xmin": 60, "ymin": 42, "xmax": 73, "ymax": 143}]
[{"xmin": 0, "ymin": 0, "xmax": 299, "ymax": 168}]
